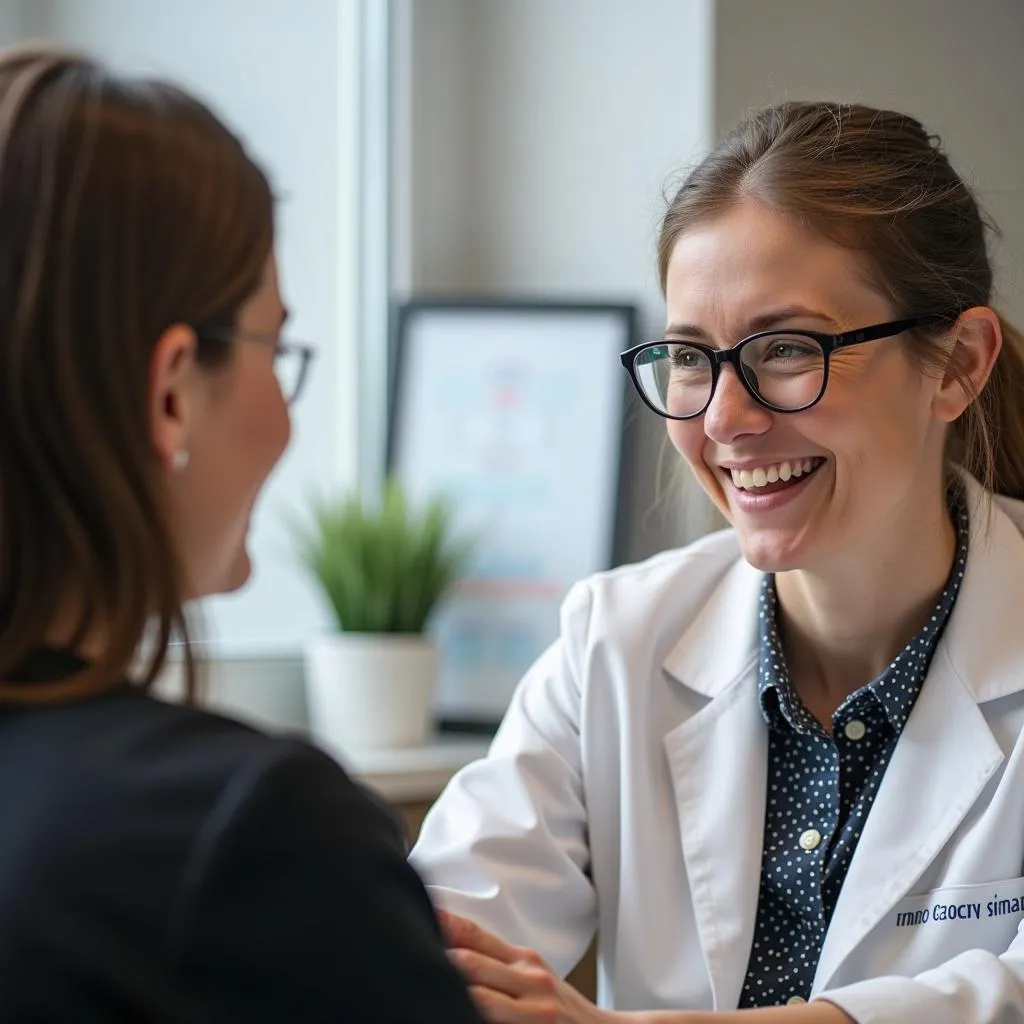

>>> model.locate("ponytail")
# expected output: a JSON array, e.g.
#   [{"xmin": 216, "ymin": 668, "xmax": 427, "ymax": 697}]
[{"xmin": 951, "ymin": 313, "xmax": 1024, "ymax": 502}]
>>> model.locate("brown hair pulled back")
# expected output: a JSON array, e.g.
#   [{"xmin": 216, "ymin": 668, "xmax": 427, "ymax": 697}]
[
  {"xmin": 0, "ymin": 48, "xmax": 274, "ymax": 700},
  {"xmin": 658, "ymin": 101, "xmax": 1024, "ymax": 499}
]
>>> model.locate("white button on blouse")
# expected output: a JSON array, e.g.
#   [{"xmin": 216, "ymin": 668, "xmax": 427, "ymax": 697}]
[
  {"xmin": 799, "ymin": 828, "xmax": 822, "ymax": 852},
  {"xmin": 844, "ymin": 719, "xmax": 867, "ymax": 741}
]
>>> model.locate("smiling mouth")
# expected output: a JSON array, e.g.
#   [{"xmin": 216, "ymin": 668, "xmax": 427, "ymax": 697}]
[{"xmin": 726, "ymin": 457, "xmax": 826, "ymax": 494}]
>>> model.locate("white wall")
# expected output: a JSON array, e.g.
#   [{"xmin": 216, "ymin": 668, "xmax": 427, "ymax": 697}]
[
  {"xmin": 403, "ymin": 0, "xmax": 719, "ymax": 560},
  {"xmin": 715, "ymin": 0, "xmax": 1024, "ymax": 326},
  {"xmin": 402, "ymin": 0, "xmax": 479, "ymax": 295},
  {"xmin": 409, "ymin": 0, "xmax": 714, "ymax": 307},
  {"xmin": 0, "ymin": 1, "xmax": 28, "ymax": 44},
  {"xmin": 32, "ymin": 0, "xmax": 361, "ymax": 663}
]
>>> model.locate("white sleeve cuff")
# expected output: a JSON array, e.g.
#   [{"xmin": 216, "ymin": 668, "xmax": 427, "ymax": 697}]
[{"xmin": 818, "ymin": 974, "xmax": 981, "ymax": 1024}]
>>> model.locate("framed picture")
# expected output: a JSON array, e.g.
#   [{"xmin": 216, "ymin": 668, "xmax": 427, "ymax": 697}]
[{"xmin": 387, "ymin": 298, "xmax": 638, "ymax": 730}]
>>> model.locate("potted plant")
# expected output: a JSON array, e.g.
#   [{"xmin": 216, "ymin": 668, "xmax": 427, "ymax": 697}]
[{"xmin": 297, "ymin": 480, "xmax": 474, "ymax": 752}]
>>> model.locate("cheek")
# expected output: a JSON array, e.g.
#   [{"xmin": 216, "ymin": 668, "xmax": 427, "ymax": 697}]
[
  {"xmin": 667, "ymin": 420, "xmax": 723, "ymax": 495},
  {"xmin": 235, "ymin": 359, "xmax": 291, "ymax": 470},
  {"xmin": 258, "ymin": 373, "xmax": 292, "ymax": 462},
  {"xmin": 199, "ymin": 363, "xmax": 290, "ymax": 536},
  {"xmin": 666, "ymin": 419, "xmax": 701, "ymax": 465},
  {"xmin": 816, "ymin": 355, "xmax": 932, "ymax": 463},
  {"xmin": 172, "ymin": 362, "xmax": 290, "ymax": 598}
]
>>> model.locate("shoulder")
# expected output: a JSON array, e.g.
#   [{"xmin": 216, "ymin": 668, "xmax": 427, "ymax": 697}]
[
  {"xmin": 0, "ymin": 692, "xmax": 484, "ymax": 1021},
  {"xmin": 559, "ymin": 526, "xmax": 745, "ymax": 640},
  {"xmin": 1, "ymin": 688, "xmax": 402, "ymax": 901},
  {"xmin": 167, "ymin": 731, "xmax": 404, "ymax": 946},
  {"xmin": 172, "ymin": 724, "xmax": 402, "ymax": 881},
  {"xmin": 993, "ymin": 492, "xmax": 1024, "ymax": 534},
  {"xmin": 57, "ymin": 687, "xmax": 326, "ymax": 806},
  {"xmin": 85, "ymin": 691, "xmax": 402, "ymax": 851},
  {"xmin": 535, "ymin": 526, "xmax": 755, "ymax": 706},
  {"xmin": 164, "ymin": 718, "xmax": 484, "ymax": 1022},
  {"xmin": 0, "ymin": 685, "xmax": 284, "ymax": 796},
  {"xmin": 55, "ymin": 696, "xmax": 411, "ymax": 953}
]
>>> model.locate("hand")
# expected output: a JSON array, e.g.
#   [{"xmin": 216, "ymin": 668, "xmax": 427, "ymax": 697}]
[{"xmin": 439, "ymin": 910, "xmax": 615, "ymax": 1024}]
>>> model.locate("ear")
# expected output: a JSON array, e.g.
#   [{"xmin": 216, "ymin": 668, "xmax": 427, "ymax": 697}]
[
  {"xmin": 150, "ymin": 324, "xmax": 200, "ymax": 471},
  {"xmin": 931, "ymin": 306, "xmax": 1002, "ymax": 424}
]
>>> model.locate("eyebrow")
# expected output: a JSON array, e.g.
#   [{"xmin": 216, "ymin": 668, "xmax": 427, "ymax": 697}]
[{"xmin": 665, "ymin": 305, "xmax": 837, "ymax": 341}]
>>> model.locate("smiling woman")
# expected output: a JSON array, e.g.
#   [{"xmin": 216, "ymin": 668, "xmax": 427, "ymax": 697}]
[
  {"xmin": 410, "ymin": 101, "xmax": 1024, "ymax": 1024},
  {"xmin": 659, "ymin": 201, "xmax": 990, "ymax": 576}
]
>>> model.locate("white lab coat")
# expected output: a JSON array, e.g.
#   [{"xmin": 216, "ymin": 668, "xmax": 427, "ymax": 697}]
[{"xmin": 411, "ymin": 477, "xmax": 1024, "ymax": 1024}]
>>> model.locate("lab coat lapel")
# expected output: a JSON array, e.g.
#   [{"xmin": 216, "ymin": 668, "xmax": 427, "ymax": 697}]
[
  {"xmin": 814, "ymin": 482, "xmax": 1024, "ymax": 992},
  {"xmin": 812, "ymin": 651, "xmax": 1002, "ymax": 992},
  {"xmin": 662, "ymin": 556, "xmax": 767, "ymax": 1011}
]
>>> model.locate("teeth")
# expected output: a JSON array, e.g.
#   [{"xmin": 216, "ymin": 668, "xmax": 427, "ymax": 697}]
[{"xmin": 729, "ymin": 459, "xmax": 820, "ymax": 491}]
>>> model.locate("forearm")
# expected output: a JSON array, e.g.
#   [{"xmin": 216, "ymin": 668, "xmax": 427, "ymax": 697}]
[{"xmin": 621, "ymin": 1000, "xmax": 854, "ymax": 1024}]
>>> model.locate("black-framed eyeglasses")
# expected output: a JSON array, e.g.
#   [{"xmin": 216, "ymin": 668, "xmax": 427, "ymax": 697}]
[
  {"xmin": 619, "ymin": 316, "xmax": 948, "ymax": 420},
  {"xmin": 193, "ymin": 327, "xmax": 316, "ymax": 405}
]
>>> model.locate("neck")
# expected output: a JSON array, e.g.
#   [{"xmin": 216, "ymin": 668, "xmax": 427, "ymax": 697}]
[{"xmin": 774, "ymin": 489, "xmax": 957, "ymax": 719}]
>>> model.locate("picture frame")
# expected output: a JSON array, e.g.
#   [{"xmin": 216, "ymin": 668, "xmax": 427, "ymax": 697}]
[{"xmin": 387, "ymin": 298, "xmax": 638, "ymax": 731}]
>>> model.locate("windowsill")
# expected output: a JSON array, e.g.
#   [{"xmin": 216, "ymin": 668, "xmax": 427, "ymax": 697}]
[{"xmin": 315, "ymin": 734, "xmax": 492, "ymax": 803}]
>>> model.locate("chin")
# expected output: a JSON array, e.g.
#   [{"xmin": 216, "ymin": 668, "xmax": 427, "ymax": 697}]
[
  {"xmin": 212, "ymin": 549, "xmax": 253, "ymax": 595},
  {"xmin": 735, "ymin": 530, "xmax": 813, "ymax": 574}
]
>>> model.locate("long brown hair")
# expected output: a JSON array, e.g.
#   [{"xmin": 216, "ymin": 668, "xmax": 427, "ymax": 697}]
[
  {"xmin": 0, "ymin": 48, "xmax": 273, "ymax": 700},
  {"xmin": 658, "ymin": 101, "xmax": 1024, "ymax": 500}
]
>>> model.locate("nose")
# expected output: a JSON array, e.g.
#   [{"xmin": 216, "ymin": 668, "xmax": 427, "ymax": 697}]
[{"xmin": 703, "ymin": 364, "xmax": 773, "ymax": 444}]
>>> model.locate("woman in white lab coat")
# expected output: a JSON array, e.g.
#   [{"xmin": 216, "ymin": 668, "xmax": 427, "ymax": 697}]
[{"xmin": 410, "ymin": 100, "xmax": 1024, "ymax": 1024}]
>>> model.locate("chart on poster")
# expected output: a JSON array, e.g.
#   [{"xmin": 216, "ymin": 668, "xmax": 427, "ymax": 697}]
[{"xmin": 389, "ymin": 300, "xmax": 636, "ymax": 726}]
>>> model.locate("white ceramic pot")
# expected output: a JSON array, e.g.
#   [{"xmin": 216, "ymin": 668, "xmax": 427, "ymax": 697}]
[{"xmin": 304, "ymin": 633, "xmax": 438, "ymax": 752}]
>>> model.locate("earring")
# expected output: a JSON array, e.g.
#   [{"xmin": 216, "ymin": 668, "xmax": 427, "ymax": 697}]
[{"xmin": 171, "ymin": 449, "xmax": 190, "ymax": 472}]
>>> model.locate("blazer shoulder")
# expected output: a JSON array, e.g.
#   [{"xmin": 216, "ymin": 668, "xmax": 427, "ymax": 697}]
[
  {"xmin": 76, "ymin": 687, "xmax": 301, "ymax": 783},
  {"xmin": 6, "ymin": 689, "xmax": 374, "ymax": 870},
  {"xmin": 163, "ymin": 730, "xmax": 485, "ymax": 1023},
  {"xmin": 105, "ymin": 694, "xmax": 395, "ymax": 837}
]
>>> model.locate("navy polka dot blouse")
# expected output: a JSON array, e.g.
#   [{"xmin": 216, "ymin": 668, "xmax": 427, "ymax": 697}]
[{"xmin": 737, "ymin": 493, "xmax": 970, "ymax": 1009}]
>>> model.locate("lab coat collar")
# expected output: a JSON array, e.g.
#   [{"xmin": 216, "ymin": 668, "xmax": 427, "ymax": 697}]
[
  {"xmin": 661, "ymin": 474, "xmax": 1024, "ymax": 706},
  {"xmin": 942, "ymin": 475, "xmax": 1024, "ymax": 705},
  {"xmin": 810, "ymin": 482, "xmax": 1024, "ymax": 988},
  {"xmin": 812, "ymin": 643, "xmax": 1004, "ymax": 992},
  {"xmin": 660, "ymin": 552, "xmax": 762, "ymax": 699},
  {"xmin": 658, "ymin": 548, "xmax": 765, "ymax": 1008},
  {"xmin": 663, "ymin": 661, "xmax": 766, "ymax": 1010},
  {"xmin": 660, "ymin": 474, "xmax": 1024, "ymax": 1004}
]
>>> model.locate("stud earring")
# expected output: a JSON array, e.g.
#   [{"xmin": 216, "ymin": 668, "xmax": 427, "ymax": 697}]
[{"xmin": 171, "ymin": 449, "xmax": 190, "ymax": 472}]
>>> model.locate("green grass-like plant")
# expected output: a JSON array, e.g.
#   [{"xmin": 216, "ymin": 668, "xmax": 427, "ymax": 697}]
[{"xmin": 297, "ymin": 481, "xmax": 475, "ymax": 634}]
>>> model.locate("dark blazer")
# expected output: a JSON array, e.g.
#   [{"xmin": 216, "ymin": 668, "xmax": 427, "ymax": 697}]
[{"xmin": 0, "ymin": 650, "xmax": 484, "ymax": 1023}]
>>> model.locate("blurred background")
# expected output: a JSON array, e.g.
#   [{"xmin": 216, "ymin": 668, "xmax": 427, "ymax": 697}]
[{"xmin": 5, "ymin": 0, "xmax": 1022, "ymax": 732}]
